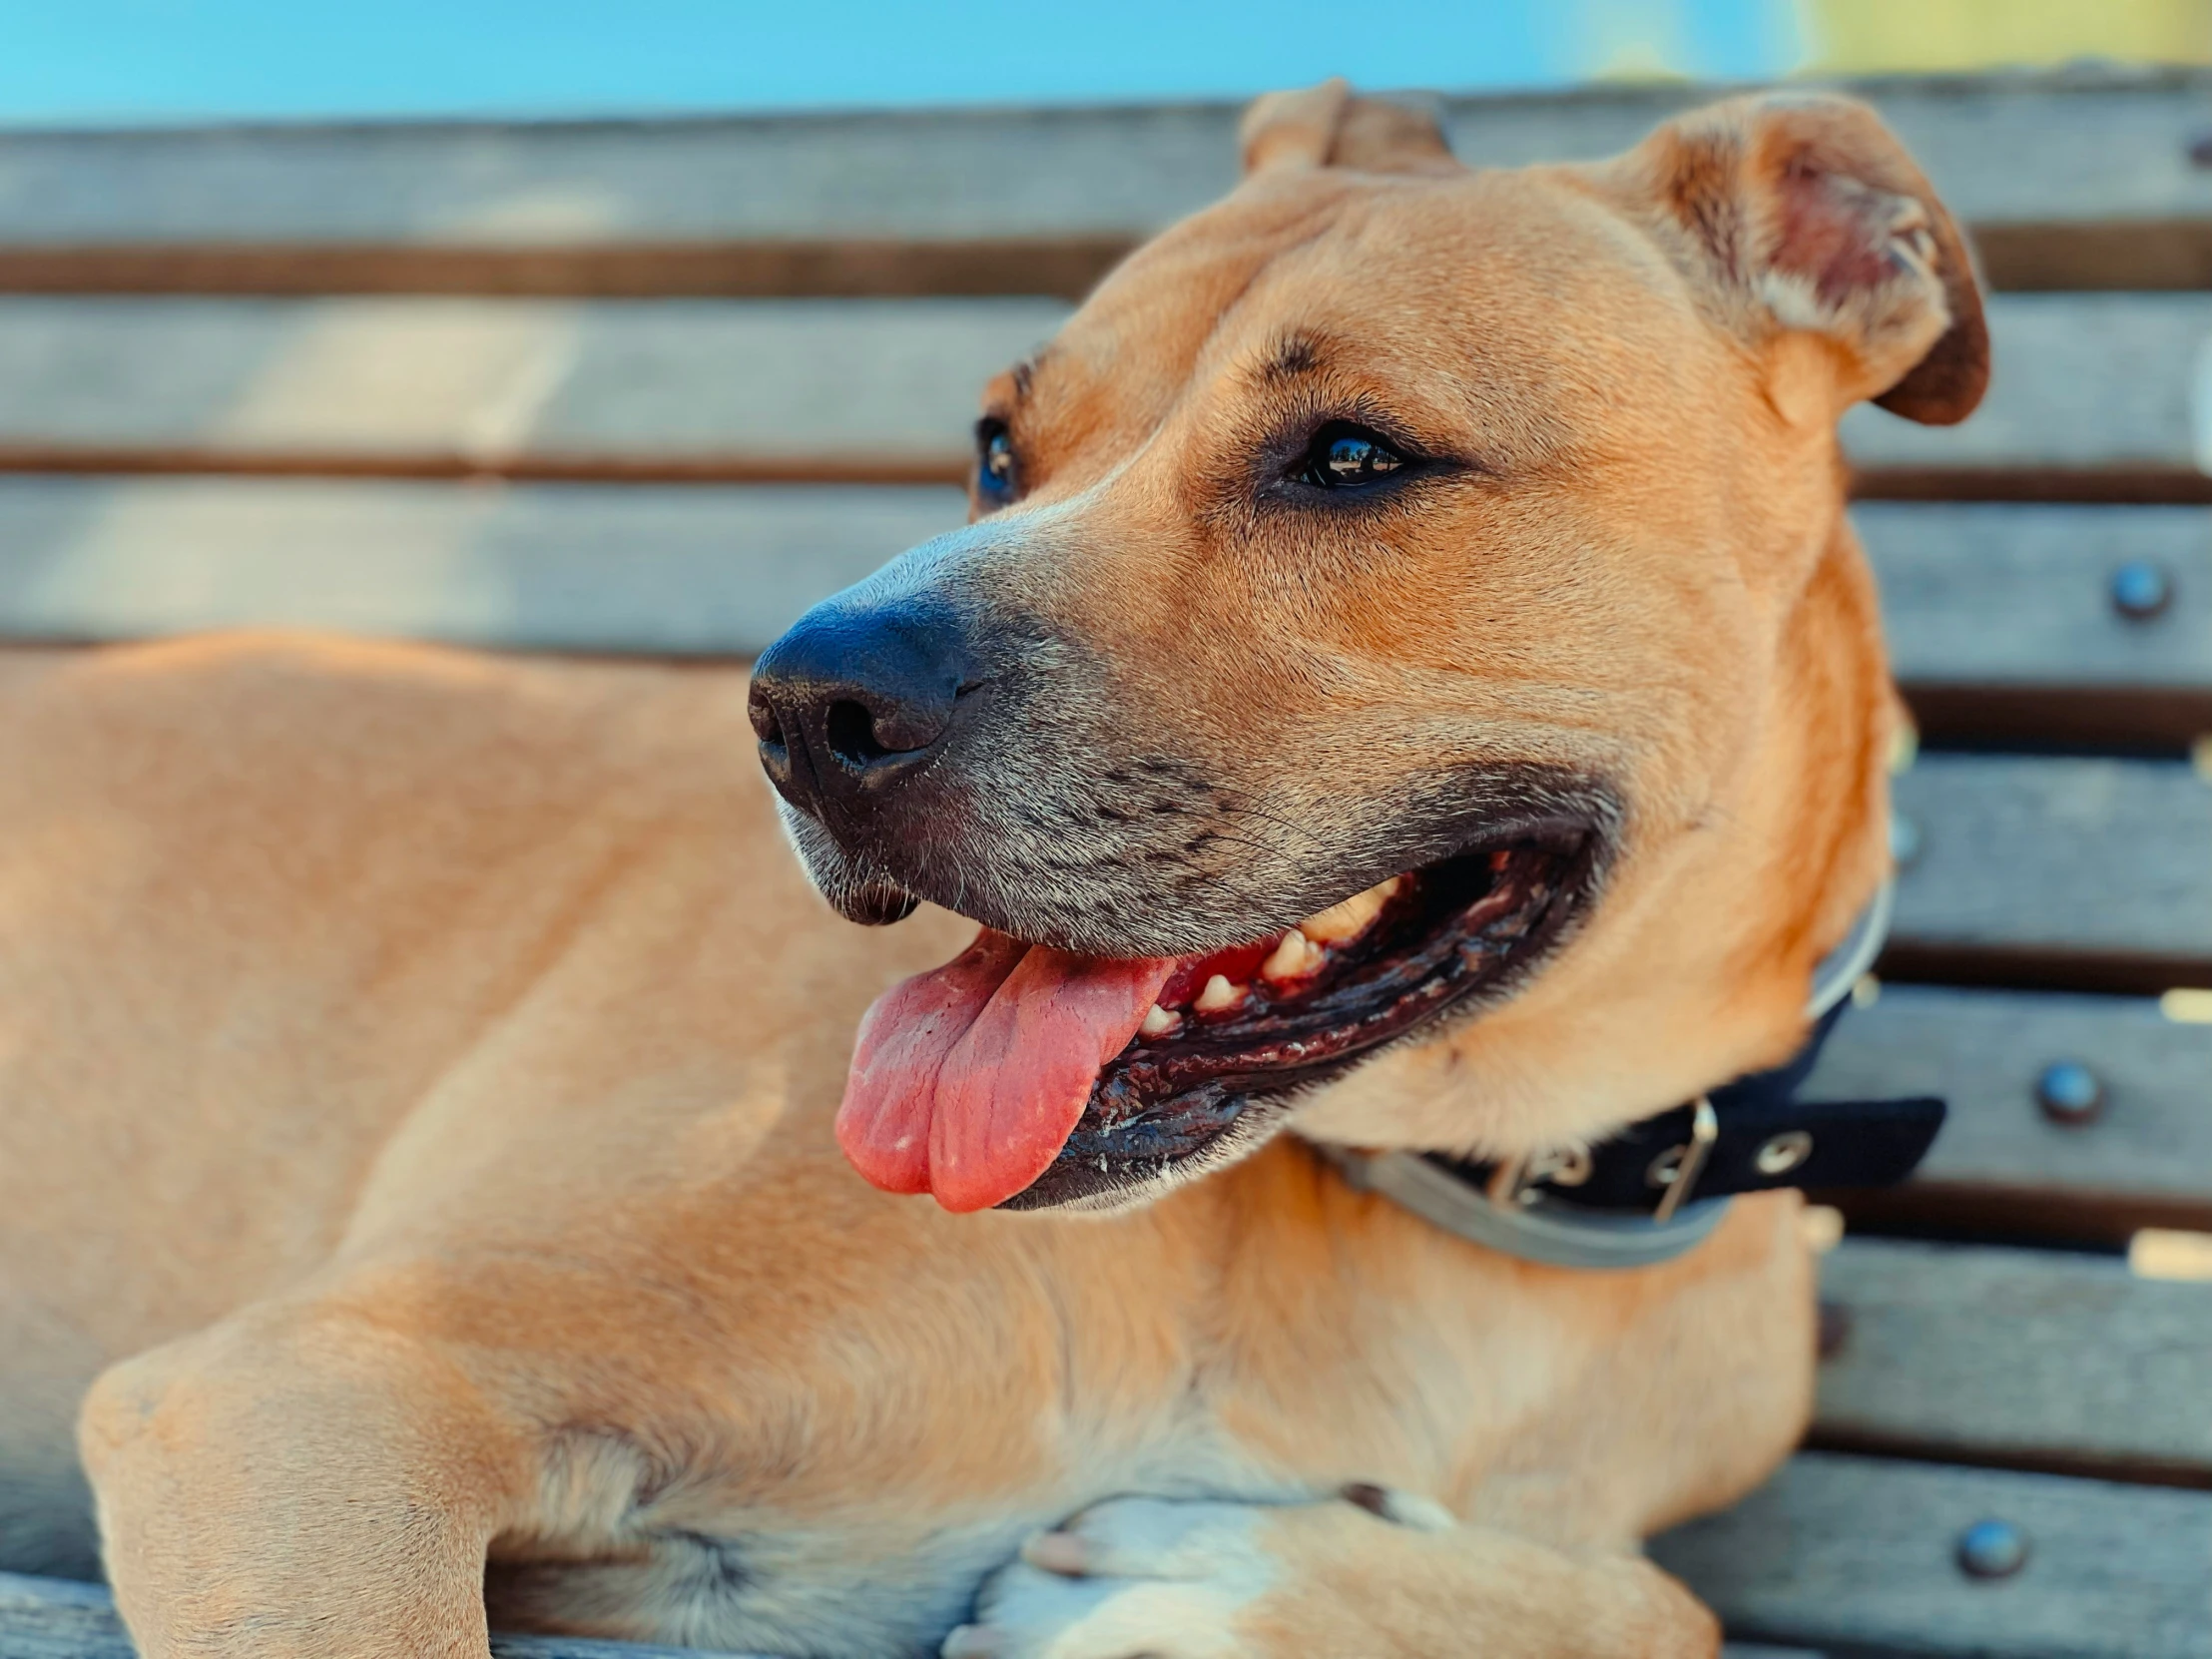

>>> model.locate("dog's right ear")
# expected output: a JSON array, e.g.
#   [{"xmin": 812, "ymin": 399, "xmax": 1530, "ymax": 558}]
[{"xmin": 1240, "ymin": 80, "xmax": 1460, "ymax": 178}]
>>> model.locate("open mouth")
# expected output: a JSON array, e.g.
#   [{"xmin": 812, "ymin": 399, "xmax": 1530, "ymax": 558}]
[{"xmin": 836, "ymin": 829, "xmax": 1598, "ymax": 1213}]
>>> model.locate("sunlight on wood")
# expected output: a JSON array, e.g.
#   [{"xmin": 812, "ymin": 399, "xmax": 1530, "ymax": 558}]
[{"xmin": 2128, "ymin": 1227, "xmax": 2212, "ymax": 1280}]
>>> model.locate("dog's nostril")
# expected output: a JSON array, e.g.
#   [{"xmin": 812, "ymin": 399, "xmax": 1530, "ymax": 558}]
[
  {"xmin": 750, "ymin": 707, "xmax": 789, "ymax": 767},
  {"xmin": 825, "ymin": 700, "xmax": 892, "ymax": 768},
  {"xmin": 747, "ymin": 686, "xmax": 782, "ymax": 744}
]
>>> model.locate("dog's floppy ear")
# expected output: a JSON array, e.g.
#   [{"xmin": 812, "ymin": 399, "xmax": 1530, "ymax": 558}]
[
  {"xmin": 1616, "ymin": 92, "xmax": 1987, "ymax": 425},
  {"xmin": 1240, "ymin": 79, "xmax": 1459, "ymax": 178}
]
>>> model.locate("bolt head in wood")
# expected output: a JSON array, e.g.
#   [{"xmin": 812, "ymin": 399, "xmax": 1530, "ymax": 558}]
[
  {"xmin": 1956, "ymin": 1518, "xmax": 2030, "ymax": 1580},
  {"xmin": 2035, "ymin": 1060, "xmax": 2105, "ymax": 1126},
  {"xmin": 2110, "ymin": 561, "xmax": 2172, "ymax": 622},
  {"xmin": 2190, "ymin": 131, "xmax": 2212, "ymax": 168}
]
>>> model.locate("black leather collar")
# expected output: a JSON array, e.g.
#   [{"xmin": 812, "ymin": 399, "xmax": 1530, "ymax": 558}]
[{"xmin": 1310, "ymin": 883, "xmax": 1946, "ymax": 1269}]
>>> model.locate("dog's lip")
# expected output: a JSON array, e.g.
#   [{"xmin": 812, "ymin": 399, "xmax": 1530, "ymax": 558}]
[{"xmin": 997, "ymin": 828, "xmax": 1601, "ymax": 1212}]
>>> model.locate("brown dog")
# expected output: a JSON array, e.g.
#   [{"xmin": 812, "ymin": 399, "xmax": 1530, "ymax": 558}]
[{"xmin": 0, "ymin": 81, "xmax": 1982, "ymax": 1657}]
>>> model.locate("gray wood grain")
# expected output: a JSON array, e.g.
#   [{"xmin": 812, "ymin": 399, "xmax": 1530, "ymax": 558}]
[
  {"xmin": 0, "ymin": 294, "xmax": 2199, "ymax": 480},
  {"xmin": 1809, "ymin": 984, "xmax": 2212, "ymax": 1227},
  {"xmin": 1815, "ymin": 1239, "xmax": 2212, "ymax": 1480},
  {"xmin": 0, "ymin": 474, "xmax": 2206, "ymax": 733},
  {"xmin": 0, "ymin": 476, "xmax": 962, "ymax": 654},
  {"xmin": 1864, "ymin": 505, "xmax": 2212, "ymax": 692},
  {"xmin": 1891, "ymin": 755, "xmax": 2212, "ymax": 969},
  {"xmin": 1844, "ymin": 293, "xmax": 2212, "ymax": 472},
  {"xmin": 0, "ymin": 1575, "xmax": 1826, "ymax": 1659},
  {"xmin": 0, "ymin": 1571, "xmax": 759, "ymax": 1659},
  {"xmin": 1652, "ymin": 1451, "xmax": 2212, "ymax": 1658},
  {"xmin": 1, "ymin": 71, "xmax": 2207, "ymax": 248},
  {"xmin": 0, "ymin": 296, "xmax": 1060, "ymax": 465}
]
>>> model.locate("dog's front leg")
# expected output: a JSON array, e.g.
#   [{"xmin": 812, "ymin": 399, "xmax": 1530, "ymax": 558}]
[
  {"xmin": 78, "ymin": 1294, "xmax": 535, "ymax": 1659},
  {"xmin": 949, "ymin": 1491, "xmax": 1718, "ymax": 1659}
]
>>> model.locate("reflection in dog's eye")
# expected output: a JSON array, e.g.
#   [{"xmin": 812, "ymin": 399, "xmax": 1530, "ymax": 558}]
[
  {"xmin": 975, "ymin": 417, "xmax": 1018, "ymax": 507},
  {"xmin": 1300, "ymin": 422, "xmax": 1406, "ymax": 490}
]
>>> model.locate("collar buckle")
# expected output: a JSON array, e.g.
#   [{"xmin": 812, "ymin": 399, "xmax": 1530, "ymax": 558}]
[
  {"xmin": 1647, "ymin": 1096, "xmax": 1719, "ymax": 1224},
  {"xmin": 1483, "ymin": 1140, "xmax": 1594, "ymax": 1208}
]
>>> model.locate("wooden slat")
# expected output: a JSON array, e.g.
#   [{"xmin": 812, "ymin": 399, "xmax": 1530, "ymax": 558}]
[
  {"xmin": 0, "ymin": 477, "xmax": 2204, "ymax": 754},
  {"xmin": 0, "ymin": 295, "xmax": 1059, "ymax": 481},
  {"xmin": 1863, "ymin": 503, "xmax": 2212, "ymax": 749},
  {"xmin": 1887, "ymin": 756, "xmax": 2212, "ymax": 993},
  {"xmin": 1845, "ymin": 292, "xmax": 2212, "ymax": 490},
  {"xmin": 1652, "ymin": 1451, "xmax": 2212, "ymax": 1659},
  {"xmin": 1812, "ymin": 1239, "xmax": 2212, "ymax": 1484},
  {"xmin": 0, "ymin": 294, "xmax": 2204, "ymax": 496},
  {"xmin": 0, "ymin": 240, "xmax": 1133, "ymax": 303},
  {"xmin": 0, "ymin": 1573, "xmax": 1823, "ymax": 1659},
  {"xmin": 0, "ymin": 476, "xmax": 962, "ymax": 653},
  {"xmin": 2, "ymin": 72, "xmax": 2210, "ymax": 294},
  {"xmin": 0, "ymin": 1571, "xmax": 753, "ymax": 1659},
  {"xmin": 4, "ymin": 473, "xmax": 2212, "ymax": 752},
  {"xmin": 1808, "ymin": 984, "xmax": 2212, "ymax": 1241}
]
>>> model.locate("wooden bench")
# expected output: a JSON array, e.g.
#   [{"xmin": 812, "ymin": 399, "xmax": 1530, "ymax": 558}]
[{"xmin": 2, "ymin": 68, "xmax": 2209, "ymax": 1659}]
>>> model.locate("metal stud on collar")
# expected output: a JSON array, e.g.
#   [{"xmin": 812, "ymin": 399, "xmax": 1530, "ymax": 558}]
[{"xmin": 1755, "ymin": 1130, "xmax": 1816, "ymax": 1176}]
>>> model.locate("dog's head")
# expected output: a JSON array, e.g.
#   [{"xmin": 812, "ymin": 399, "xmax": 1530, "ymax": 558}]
[{"xmin": 750, "ymin": 82, "xmax": 1986, "ymax": 1214}]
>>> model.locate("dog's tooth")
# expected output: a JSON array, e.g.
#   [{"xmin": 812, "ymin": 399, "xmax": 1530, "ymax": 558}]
[
  {"xmin": 1299, "ymin": 874, "xmax": 1403, "ymax": 944},
  {"xmin": 1139, "ymin": 1003, "xmax": 1182, "ymax": 1037},
  {"xmin": 1193, "ymin": 974, "xmax": 1246, "ymax": 1013},
  {"xmin": 1262, "ymin": 929, "xmax": 1323, "ymax": 982}
]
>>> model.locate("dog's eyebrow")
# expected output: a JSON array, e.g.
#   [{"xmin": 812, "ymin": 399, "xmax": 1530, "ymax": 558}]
[
  {"xmin": 1010, "ymin": 353, "xmax": 1047, "ymax": 403},
  {"xmin": 1259, "ymin": 331, "xmax": 1329, "ymax": 381}
]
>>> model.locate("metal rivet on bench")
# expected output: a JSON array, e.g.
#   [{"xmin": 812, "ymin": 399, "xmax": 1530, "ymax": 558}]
[
  {"xmin": 1889, "ymin": 813, "xmax": 1922, "ymax": 869},
  {"xmin": 2035, "ymin": 1060, "xmax": 2105, "ymax": 1126},
  {"xmin": 1817, "ymin": 1299, "xmax": 1852, "ymax": 1360},
  {"xmin": 2110, "ymin": 561, "xmax": 2173, "ymax": 621},
  {"xmin": 2189, "ymin": 132, "xmax": 2212, "ymax": 168},
  {"xmin": 1755, "ymin": 1130, "xmax": 1814, "ymax": 1176},
  {"xmin": 1956, "ymin": 1518, "xmax": 2030, "ymax": 1579}
]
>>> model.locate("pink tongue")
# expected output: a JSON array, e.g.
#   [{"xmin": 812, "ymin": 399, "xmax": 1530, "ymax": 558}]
[{"xmin": 836, "ymin": 930, "xmax": 1177, "ymax": 1213}]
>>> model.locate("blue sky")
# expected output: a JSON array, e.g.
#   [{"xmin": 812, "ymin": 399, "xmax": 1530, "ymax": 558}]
[{"xmin": 0, "ymin": 0, "xmax": 1806, "ymax": 126}]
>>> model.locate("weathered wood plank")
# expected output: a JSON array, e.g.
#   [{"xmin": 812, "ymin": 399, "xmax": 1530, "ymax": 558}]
[
  {"xmin": 0, "ymin": 1570, "xmax": 756, "ymax": 1659},
  {"xmin": 1652, "ymin": 1451, "xmax": 2212, "ymax": 1658},
  {"xmin": 1844, "ymin": 293, "xmax": 2212, "ymax": 477},
  {"xmin": 0, "ymin": 239, "xmax": 1133, "ymax": 304},
  {"xmin": 0, "ymin": 474, "xmax": 2207, "ymax": 750},
  {"xmin": 0, "ymin": 295, "xmax": 1053, "ymax": 478},
  {"xmin": 1888, "ymin": 756, "xmax": 2212, "ymax": 993},
  {"xmin": 0, "ymin": 295, "xmax": 2203, "ymax": 492},
  {"xmin": 1813, "ymin": 1239, "xmax": 2212, "ymax": 1484},
  {"xmin": 1862, "ymin": 503, "xmax": 2212, "ymax": 749},
  {"xmin": 1807, "ymin": 984, "xmax": 2212, "ymax": 1241},
  {"xmin": 0, "ymin": 1572, "xmax": 1821, "ymax": 1659},
  {"xmin": 0, "ymin": 72, "xmax": 2208, "ymax": 293},
  {"xmin": 1864, "ymin": 504, "xmax": 2212, "ymax": 690},
  {"xmin": 0, "ymin": 476, "xmax": 962, "ymax": 653}
]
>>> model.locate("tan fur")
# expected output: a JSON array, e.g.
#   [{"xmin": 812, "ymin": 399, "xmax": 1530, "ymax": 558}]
[{"xmin": 0, "ymin": 85, "xmax": 1980, "ymax": 1657}]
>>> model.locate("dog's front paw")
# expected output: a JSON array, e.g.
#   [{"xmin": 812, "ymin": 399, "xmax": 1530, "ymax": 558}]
[{"xmin": 942, "ymin": 1495, "xmax": 1284, "ymax": 1659}]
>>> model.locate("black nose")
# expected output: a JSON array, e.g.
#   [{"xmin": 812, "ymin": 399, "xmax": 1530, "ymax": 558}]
[{"xmin": 749, "ymin": 601, "xmax": 972, "ymax": 821}]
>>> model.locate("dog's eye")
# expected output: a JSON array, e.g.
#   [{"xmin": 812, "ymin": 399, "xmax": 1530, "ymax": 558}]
[
  {"xmin": 1297, "ymin": 423, "xmax": 1407, "ymax": 489},
  {"xmin": 975, "ymin": 418, "xmax": 1018, "ymax": 506}
]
